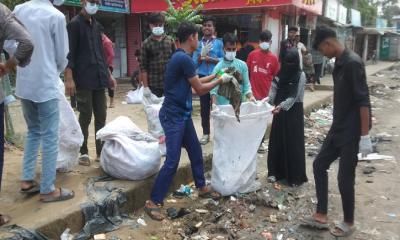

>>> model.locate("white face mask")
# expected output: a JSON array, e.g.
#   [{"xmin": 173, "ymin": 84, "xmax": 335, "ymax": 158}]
[
  {"xmin": 85, "ymin": 2, "xmax": 99, "ymax": 15},
  {"xmin": 225, "ymin": 51, "xmax": 236, "ymax": 61},
  {"xmin": 152, "ymin": 27, "xmax": 164, "ymax": 36},
  {"xmin": 260, "ymin": 42, "xmax": 270, "ymax": 51},
  {"xmin": 52, "ymin": 0, "xmax": 64, "ymax": 6}
]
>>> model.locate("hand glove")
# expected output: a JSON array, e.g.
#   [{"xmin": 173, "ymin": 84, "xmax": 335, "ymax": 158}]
[
  {"xmin": 201, "ymin": 42, "xmax": 213, "ymax": 58},
  {"xmin": 359, "ymin": 135, "xmax": 373, "ymax": 157},
  {"xmin": 143, "ymin": 87, "xmax": 151, "ymax": 97},
  {"xmin": 220, "ymin": 73, "xmax": 232, "ymax": 83}
]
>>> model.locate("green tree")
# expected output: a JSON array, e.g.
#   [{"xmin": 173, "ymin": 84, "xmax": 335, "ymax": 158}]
[
  {"xmin": 164, "ymin": 0, "xmax": 203, "ymax": 38},
  {"xmin": 344, "ymin": 0, "xmax": 378, "ymax": 26},
  {"xmin": 1, "ymin": 0, "xmax": 27, "ymax": 10}
]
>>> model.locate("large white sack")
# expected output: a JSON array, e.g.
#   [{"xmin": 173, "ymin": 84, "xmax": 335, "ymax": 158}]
[
  {"xmin": 100, "ymin": 134, "xmax": 161, "ymax": 180},
  {"xmin": 142, "ymin": 94, "xmax": 166, "ymax": 155},
  {"xmin": 96, "ymin": 116, "xmax": 143, "ymax": 140},
  {"xmin": 125, "ymin": 87, "xmax": 143, "ymax": 104},
  {"xmin": 211, "ymin": 102, "xmax": 273, "ymax": 196},
  {"xmin": 57, "ymin": 80, "xmax": 83, "ymax": 170}
]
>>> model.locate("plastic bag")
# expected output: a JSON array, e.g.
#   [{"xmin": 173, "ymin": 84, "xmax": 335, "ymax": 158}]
[
  {"xmin": 57, "ymin": 80, "xmax": 83, "ymax": 171},
  {"xmin": 125, "ymin": 87, "xmax": 143, "ymax": 104},
  {"xmin": 142, "ymin": 94, "xmax": 166, "ymax": 155},
  {"xmin": 97, "ymin": 117, "xmax": 161, "ymax": 180},
  {"xmin": 211, "ymin": 102, "xmax": 273, "ymax": 196}
]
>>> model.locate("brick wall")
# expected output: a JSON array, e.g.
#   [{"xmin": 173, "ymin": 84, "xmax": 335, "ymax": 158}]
[{"xmin": 126, "ymin": 14, "xmax": 142, "ymax": 76}]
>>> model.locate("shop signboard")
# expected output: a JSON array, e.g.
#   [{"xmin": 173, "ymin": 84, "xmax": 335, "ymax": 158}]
[
  {"xmin": 64, "ymin": 0, "xmax": 129, "ymax": 13},
  {"xmin": 350, "ymin": 9, "xmax": 361, "ymax": 26},
  {"xmin": 337, "ymin": 4, "xmax": 347, "ymax": 24},
  {"xmin": 324, "ymin": 0, "xmax": 338, "ymax": 21},
  {"xmin": 292, "ymin": 0, "xmax": 323, "ymax": 15}
]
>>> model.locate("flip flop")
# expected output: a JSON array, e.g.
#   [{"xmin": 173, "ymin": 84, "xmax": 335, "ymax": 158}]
[
  {"xmin": 301, "ymin": 216, "xmax": 329, "ymax": 230},
  {"xmin": 20, "ymin": 181, "xmax": 40, "ymax": 194},
  {"xmin": 199, "ymin": 190, "xmax": 221, "ymax": 201},
  {"xmin": 0, "ymin": 214, "xmax": 11, "ymax": 226},
  {"xmin": 330, "ymin": 221, "xmax": 356, "ymax": 237},
  {"xmin": 79, "ymin": 155, "xmax": 91, "ymax": 166},
  {"xmin": 40, "ymin": 188, "xmax": 75, "ymax": 203},
  {"xmin": 144, "ymin": 201, "xmax": 165, "ymax": 221}
]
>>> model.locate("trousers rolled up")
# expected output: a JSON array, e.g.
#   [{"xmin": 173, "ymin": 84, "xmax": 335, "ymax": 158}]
[
  {"xmin": 76, "ymin": 88, "xmax": 107, "ymax": 157},
  {"xmin": 313, "ymin": 135, "xmax": 359, "ymax": 223},
  {"xmin": 151, "ymin": 110, "xmax": 206, "ymax": 204},
  {"xmin": 21, "ymin": 99, "xmax": 59, "ymax": 194}
]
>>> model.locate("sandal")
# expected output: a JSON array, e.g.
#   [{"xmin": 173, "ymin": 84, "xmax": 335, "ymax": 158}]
[
  {"xmin": 79, "ymin": 155, "xmax": 91, "ymax": 166},
  {"xmin": 40, "ymin": 188, "xmax": 75, "ymax": 203},
  {"xmin": 301, "ymin": 216, "xmax": 329, "ymax": 230},
  {"xmin": 0, "ymin": 214, "xmax": 11, "ymax": 226},
  {"xmin": 144, "ymin": 201, "xmax": 165, "ymax": 221},
  {"xmin": 199, "ymin": 187, "xmax": 221, "ymax": 200},
  {"xmin": 20, "ymin": 181, "xmax": 40, "ymax": 194},
  {"xmin": 330, "ymin": 221, "xmax": 356, "ymax": 237}
]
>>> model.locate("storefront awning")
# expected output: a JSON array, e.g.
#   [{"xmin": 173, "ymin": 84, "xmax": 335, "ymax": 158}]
[{"xmin": 65, "ymin": 0, "xmax": 130, "ymax": 13}]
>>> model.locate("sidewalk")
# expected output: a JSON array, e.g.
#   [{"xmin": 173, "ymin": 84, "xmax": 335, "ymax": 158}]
[{"xmin": 0, "ymin": 61, "xmax": 393, "ymax": 238}]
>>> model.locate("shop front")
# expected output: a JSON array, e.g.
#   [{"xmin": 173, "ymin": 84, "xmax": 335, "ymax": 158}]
[
  {"xmin": 60, "ymin": 0, "xmax": 130, "ymax": 77},
  {"xmin": 127, "ymin": 0, "xmax": 322, "ymax": 74}
]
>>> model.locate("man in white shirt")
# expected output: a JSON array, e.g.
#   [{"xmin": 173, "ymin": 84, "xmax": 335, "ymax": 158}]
[
  {"xmin": 9, "ymin": 0, "xmax": 74, "ymax": 202},
  {"xmin": 295, "ymin": 33, "xmax": 307, "ymax": 70}
]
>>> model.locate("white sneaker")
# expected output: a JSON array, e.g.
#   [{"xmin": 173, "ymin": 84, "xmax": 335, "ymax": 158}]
[{"xmin": 199, "ymin": 135, "xmax": 210, "ymax": 145}]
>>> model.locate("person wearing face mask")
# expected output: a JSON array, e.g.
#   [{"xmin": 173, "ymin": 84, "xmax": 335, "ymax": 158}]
[
  {"xmin": 211, "ymin": 33, "xmax": 255, "ymax": 107},
  {"xmin": 65, "ymin": 0, "xmax": 111, "ymax": 166},
  {"xmin": 246, "ymin": 30, "xmax": 280, "ymax": 153},
  {"xmin": 140, "ymin": 12, "xmax": 176, "ymax": 98},
  {"xmin": 4, "ymin": 0, "xmax": 74, "ymax": 202},
  {"xmin": 192, "ymin": 16, "xmax": 224, "ymax": 145}
]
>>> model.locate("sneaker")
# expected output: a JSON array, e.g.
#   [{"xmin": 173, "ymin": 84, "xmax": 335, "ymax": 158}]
[
  {"xmin": 79, "ymin": 154, "xmax": 91, "ymax": 166},
  {"xmin": 199, "ymin": 135, "xmax": 210, "ymax": 145}
]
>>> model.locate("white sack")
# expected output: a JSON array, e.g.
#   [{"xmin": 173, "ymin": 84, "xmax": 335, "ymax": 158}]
[
  {"xmin": 142, "ymin": 94, "xmax": 166, "ymax": 155},
  {"xmin": 97, "ymin": 117, "xmax": 161, "ymax": 180},
  {"xmin": 57, "ymin": 80, "xmax": 83, "ymax": 170},
  {"xmin": 211, "ymin": 102, "xmax": 273, "ymax": 196},
  {"xmin": 125, "ymin": 87, "xmax": 143, "ymax": 104}
]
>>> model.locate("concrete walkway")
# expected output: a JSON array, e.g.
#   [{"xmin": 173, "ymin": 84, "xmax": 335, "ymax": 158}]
[{"xmin": 0, "ymin": 61, "xmax": 393, "ymax": 239}]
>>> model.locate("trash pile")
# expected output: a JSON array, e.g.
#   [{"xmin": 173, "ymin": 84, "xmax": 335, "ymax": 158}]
[
  {"xmin": 304, "ymin": 105, "xmax": 333, "ymax": 157},
  {"xmin": 374, "ymin": 64, "xmax": 400, "ymax": 80},
  {"xmin": 217, "ymin": 67, "xmax": 243, "ymax": 122}
]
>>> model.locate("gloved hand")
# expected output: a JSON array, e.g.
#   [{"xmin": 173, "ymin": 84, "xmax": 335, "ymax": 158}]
[
  {"xmin": 220, "ymin": 73, "xmax": 232, "ymax": 83},
  {"xmin": 359, "ymin": 135, "xmax": 373, "ymax": 157},
  {"xmin": 201, "ymin": 42, "xmax": 213, "ymax": 58},
  {"xmin": 143, "ymin": 87, "xmax": 152, "ymax": 97}
]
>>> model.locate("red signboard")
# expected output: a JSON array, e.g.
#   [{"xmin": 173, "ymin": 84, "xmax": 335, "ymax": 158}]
[
  {"xmin": 292, "ymin": 0, "xmax": 323, "ymax": 15},
  {"xmin": 131, "ymin": 0, "xmax": 293, "ymax": 13}
]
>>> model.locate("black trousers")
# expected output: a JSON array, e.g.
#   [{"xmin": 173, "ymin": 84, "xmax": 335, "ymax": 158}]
[
  {"xmin": 199, "ymin": 75, "xmax": 211, "ymax": 135},
  {"xmin": 314, "ymin": 63, "xmax": 323, "ymax": 84},
  {"xmin": 313, "ymin": 135, "xmax": 359, "ymax": 222},
  {"xmin": 108, "ymin": 88, "xmax": 114, "ymax": 98},
  {"xmin": 149, "ymin": 86, "xmax": 164, "ymax": 98}
]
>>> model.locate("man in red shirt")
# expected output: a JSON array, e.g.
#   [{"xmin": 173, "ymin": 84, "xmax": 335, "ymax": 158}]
[
  {"xmin": 247, "ymin": 30, "xmax": 280, "ymax": 153},
  {"xmin": 101, "ymin": 33, "xmax": 116, "ymax": 108},
  {"xmin": 247, "ymin": 30, "xmax": 280, "ymax": 101}
]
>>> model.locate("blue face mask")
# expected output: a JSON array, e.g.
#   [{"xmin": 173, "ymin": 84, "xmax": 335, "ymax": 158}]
[
  {"xmin": 152, "ymin": 27, "xmax": 164, "ymax": 36},
  {"xmin": 260, "ymin": 42, "xmax": 270, "ymax": 51},
  {"xmin": 85, "ymin": 2, "xmax": 99, "ymax": 15}
]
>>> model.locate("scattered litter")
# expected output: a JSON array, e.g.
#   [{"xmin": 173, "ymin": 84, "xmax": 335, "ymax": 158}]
[
  {"xmin": 195, "ymin": 209, "xmax": 209, "ymax": 214},
  {"xmin": 363, "ymin": 166, "xmax": 376, "ymax": 175},
  {"xmin": 366, "ymin": 180, "xmax": 374, "ymax": 183},
  {"xmin": 150, "ymin": 236, "xmax": 159, "ymax": 240},
  {"xmin": 230, "ymin": 196, "xmax": 237, "ymax": 202},
  {"xmin": 167, "ymin": 199, "xmax": 177, "ymax": 203},
  {"xmin": 311, "ymin": 198, "xmax": 317, "ymax": 204},
  {"xmin": 137, "ymin": 218, "xmax": 147, "ymax": 226},
  {"xmin": 249, "ymin": 204, "xmax": 256, "ymax": 212},
  {"xmin": 387, "ymin": 213, "xmax": 397, "ymax": 218},
  {"xmin": 269, "ymin": 214, "xmax": 278, "ymax": 223},
  {"xmin": 274, "ymin": 183, "xmax": 282, "ymax": 191},
  {"xmin": 93, "ymin": 234, "xmax": 106, "ymax": 240},
  {"xmin": 380, "ymin": 196, "xmax": 389, "ymax": 200},
  {"xmin": 60, "ymin": 228, "xmax": 73, "ymax": 240},
  {"xmin": 167, "ymin": 208, "xmax": 191, "ymax": 219},
  {"xmin": 276, "ymin": 233, "xmax": 283, "ymax": 240},
  {"xmin": 261, "ymin": 230, "xmax": 273, "ymax": 240},
  {"xmin": 195, "ymin": 221, "xmax": 203, "ymax": 228}
]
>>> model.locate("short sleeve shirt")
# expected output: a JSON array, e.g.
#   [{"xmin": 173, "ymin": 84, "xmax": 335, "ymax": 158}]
[{"xmin": 161, "ymin": 49, "xmax": 196, "ymax": 120}]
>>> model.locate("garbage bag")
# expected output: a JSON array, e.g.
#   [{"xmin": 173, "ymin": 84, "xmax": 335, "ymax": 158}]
[
  {"xmin": 125, "ymin": 87, "xmax": 143, "ymax": 104},
  {"xmin": 57, "ymin": 80, "xmax": 83, "ymax": 171},
  {"xmin": 211, "ymin": 102, "xmax": 273, "ymax": 196},
  {"xmin": 142, "ymin": 94, "xmax": 166, "ymax": 155},
  {"xmin": 1, "ymin": 225, "xmax": 49, "ymax": 240},
  {"xmin": 97, "ymin": 117, "xmax": 161, "ymax": 180}
]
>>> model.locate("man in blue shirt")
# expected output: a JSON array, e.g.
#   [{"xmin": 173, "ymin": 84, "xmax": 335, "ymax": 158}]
[
  {"xmin": 145, "ymin": 21, "xmax": 229, "ymax": 221},
  {"xmin": 193, "ymin": 16, "xmax": 224, "ymax": 145}
]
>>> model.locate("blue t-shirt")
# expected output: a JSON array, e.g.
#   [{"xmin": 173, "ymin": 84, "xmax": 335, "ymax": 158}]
[{"xmin": 161, "ymin": 49, "xmax": 196, "ymax": 120}]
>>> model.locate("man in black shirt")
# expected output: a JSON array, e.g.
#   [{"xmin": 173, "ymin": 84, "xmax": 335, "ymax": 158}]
[
  {"xmin": 65, "ymin": 0, "xmax": 110, "ymax": 166},
  {"xmin": 302, "ymin": 26, "xmax": 373, "ymax": 237},
  {"xmin": 279, "ymin": 26, "xmax": 297, "ymax": 62}
]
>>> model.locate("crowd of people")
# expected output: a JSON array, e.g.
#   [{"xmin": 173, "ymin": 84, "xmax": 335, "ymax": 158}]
[{"xmin": 0, "ymin": 2, "xmax": 374, "ymax": 237}]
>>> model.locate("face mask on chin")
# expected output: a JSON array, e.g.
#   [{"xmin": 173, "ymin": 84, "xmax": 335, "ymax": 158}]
[
  {"xmin": 85, "ymin": 2, "xmax": 99, "ymax": 15},
  {"xmin": 52, "ymin": 0, "xmax": 65, "ymax": 6},
  {"xmin": 152, "ymin": 27, "xmax": 164, "ymax": 36},
  {"xmin": 225, "ymin": 51, "xmax": 236, "ymax": 61},
  {"xmin": 260, "ymin": 42, "xmax": 270, "ymax": 51}
]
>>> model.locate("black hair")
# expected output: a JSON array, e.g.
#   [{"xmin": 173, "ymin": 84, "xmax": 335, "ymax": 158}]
[
  {"xmin": 148, "ymin": 12, "xmax": 165, "ymax": 24},
  {"xmin": 177, "ymin": 21, "xmax": 198, "ymax": 43},
  {"xmin": 260, "ymin": 30, "xmax": 272, "ymax": 42},
  {"xmin": 313, "ymin": 25, "xmax": 337, "ymax": 50},
  {"xmin": 288, "ymin": 26, "xmax": 298, "ymax": 32},
  {"xmin": 202, "ymin": 16, "xmax": 216, "ymax": 27},
  {"xmin": 134, "ymin": 49, "xmax": 141, "ymax": 57},
  {"xmin": 223, "ymin": 33, "xmax": 237, "ymax": 46}
]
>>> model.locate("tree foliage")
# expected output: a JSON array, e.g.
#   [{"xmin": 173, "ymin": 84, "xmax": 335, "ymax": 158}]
[
  {"xmin": 1, "ymin": 0, "xmax": 27, "ymax": 10},
  {"xmin": 344, "ymin": 0, "xmax": 378, "ymax": 26},
  {"xmin": 164, "ymin": 0, "xmax": 203, "ymax": 37}
]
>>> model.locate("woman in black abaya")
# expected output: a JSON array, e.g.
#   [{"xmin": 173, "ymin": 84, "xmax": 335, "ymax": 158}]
[{"xmin": 267, "ymin": 48, "xmax": 307, "ymax": 186}]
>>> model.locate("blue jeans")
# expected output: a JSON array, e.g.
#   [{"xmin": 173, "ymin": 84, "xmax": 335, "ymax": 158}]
[
  {"xmin": 21, "ymin": 99, "xmax": 59, "ymax": 194},
  {"xmin": 151, "ymin": 110, "xmax": 206, "ymax": 204}
]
